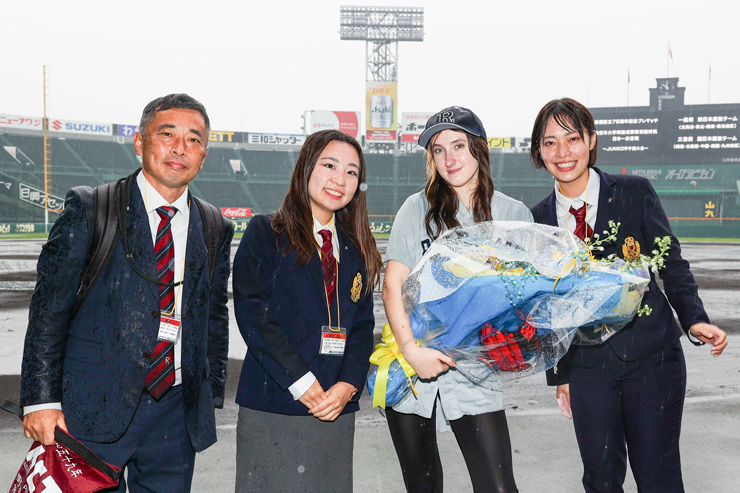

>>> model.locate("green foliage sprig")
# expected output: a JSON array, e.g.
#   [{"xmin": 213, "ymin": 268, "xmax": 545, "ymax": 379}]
[{"xmin": 583, "ymin": 220, "xmax": 672, "ymax": 317}]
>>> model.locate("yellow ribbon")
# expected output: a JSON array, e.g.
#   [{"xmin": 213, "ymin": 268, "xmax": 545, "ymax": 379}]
[
  {"xmin": 369, "ymin": 323, "xmax": 418, "ymax": 409},
  {"xmin": 552, "ymin": 244, "xmax": 594, "ymax": 294}
]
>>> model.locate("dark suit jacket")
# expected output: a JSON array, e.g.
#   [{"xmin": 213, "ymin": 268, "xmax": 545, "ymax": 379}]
[
  {"xmin": 20, "ymin": 171, "xmax": 234, "ymax": 452},
  {"xmin": 233, "ymin": 214, "xmax": 375, "ymax": 415},
  {"xmin": 531, "ymin": 167, "xmax": 708, "ymax": 385}
]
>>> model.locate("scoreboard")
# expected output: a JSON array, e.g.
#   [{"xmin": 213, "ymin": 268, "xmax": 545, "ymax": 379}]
[{"xmin": 592, "ymin": 78, "xmax": 740, "ymax": 166}]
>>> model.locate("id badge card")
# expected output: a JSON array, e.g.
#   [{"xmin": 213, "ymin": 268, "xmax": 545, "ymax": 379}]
[
  {"xmin": 320, "ymin": 326, "xmax": 346, "ymax": 356},
  {"xmin": 158, "ymin": 316, "xmax": 181, "ymax": 343}
]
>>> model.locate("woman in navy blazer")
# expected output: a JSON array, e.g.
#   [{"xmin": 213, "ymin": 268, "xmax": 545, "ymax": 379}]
[
  {"xmin": 529, "ymin": 98, "xmax": 727, "ymax": 493},
  {"xmin": 232, "ymin": 129, "xmax": 382, "ymax": 492}
]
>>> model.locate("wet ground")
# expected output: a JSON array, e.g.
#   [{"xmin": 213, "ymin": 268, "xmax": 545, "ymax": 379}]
[{"xmin": 1, "ymin": 238, "xmax": 738, "ymax": 492}]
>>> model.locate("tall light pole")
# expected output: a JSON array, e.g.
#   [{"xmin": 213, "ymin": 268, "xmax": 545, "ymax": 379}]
[
  {"xmin": 43, "ymin": 66, "xmax": 52, "ymax": 233},
  {"xmin": 340, "ymin": 6, "xmax": 423, "ymax": 147}
]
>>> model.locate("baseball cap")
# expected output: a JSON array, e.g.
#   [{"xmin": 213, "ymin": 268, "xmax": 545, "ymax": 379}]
[{"xmin": 418, "ymin": 106, "xmax": 487, "ymax": 148}]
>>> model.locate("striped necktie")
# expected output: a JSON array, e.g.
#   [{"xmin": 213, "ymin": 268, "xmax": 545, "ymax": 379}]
[
  {"xmin": 569, "ymin": 204, "xmax": 594, "ymax": 242},
  {"xmin": 145, "ymin": 206, "xmax": 177, "ymax": 399},
  {"xmin": 318, "ymin": 229, "xmax": 337, "ymax": 306}
]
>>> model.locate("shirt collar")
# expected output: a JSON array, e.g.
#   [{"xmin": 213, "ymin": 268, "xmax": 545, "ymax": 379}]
[
  {"xmin": 312, "ymin": 214, "xmax": 336, "ymax": 234},
  {"xmin": 553, "ymin": 168, "xmax": 600, "ymax": 217},
  {"xmin": 136, "ymin": 170, "xmax": 189, "ymax": 216}
]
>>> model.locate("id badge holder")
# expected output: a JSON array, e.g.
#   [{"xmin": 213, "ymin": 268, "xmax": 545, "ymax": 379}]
[
  {"xmin": 320, "ymin": 326, "xmax": 347, "ymax": 356},
  {"xmin": 157, "ymin": 316, "xmax": 181, "ymax": 343}
]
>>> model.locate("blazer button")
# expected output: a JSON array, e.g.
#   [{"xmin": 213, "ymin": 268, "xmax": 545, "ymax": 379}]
[
  {"xmin": 142, "ymin": 352, "xmax": 152, "ymax": 359},
  {"xmin": 151, "ymin": 310, "xmax": 159, "ymax": 318}
]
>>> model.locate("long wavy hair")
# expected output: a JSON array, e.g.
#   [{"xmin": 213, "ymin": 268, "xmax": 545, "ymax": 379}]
[
  {"xmin": 272, "ymin": 129, "xmax": 382, "ymax": 292},
  {"xmin": 424, "ymin": 131, "xmax": 495, "ymax": 238}
]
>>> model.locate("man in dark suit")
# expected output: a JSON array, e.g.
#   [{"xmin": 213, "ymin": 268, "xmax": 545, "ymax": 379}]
[
  {"xmin": 529, "ymin": 98, "xmax": 727, "ymax": 493},
  {"xmin": 20, "ymin": 94, "xmax": 234, "ymax": 492}
]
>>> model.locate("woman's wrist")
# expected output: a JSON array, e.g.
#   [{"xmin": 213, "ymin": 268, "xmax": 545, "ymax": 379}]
[{"xmin": 398, "ymin": 337, "xmax": 416, "ymax": 354}]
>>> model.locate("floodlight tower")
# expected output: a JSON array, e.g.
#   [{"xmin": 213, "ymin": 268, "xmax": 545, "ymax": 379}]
[
  {"xmin": 340, "ymin": 6, "xmax": 423, "ymax": 149},
  {"xmin": 340, "ymin": 6, "xmax": 424, "ymax": 83}
]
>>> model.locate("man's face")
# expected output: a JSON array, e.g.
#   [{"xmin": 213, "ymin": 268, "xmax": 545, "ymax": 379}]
[{"xmin": 134, "ymin": 108, "xmax": 208, "ymax": 202}]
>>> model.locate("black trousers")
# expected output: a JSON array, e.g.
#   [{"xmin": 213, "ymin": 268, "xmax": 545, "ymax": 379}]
[
  {"xmin": 570, "ymin": 340, "xmax": 687, "ymax": 493},
  {"xmin": 386, "ymin": 405, "xmax": 517, "ymax": 493}
]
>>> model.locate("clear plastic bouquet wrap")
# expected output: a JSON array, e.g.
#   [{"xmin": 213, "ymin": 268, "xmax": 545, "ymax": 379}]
[{"xmin": 368, "ymin": 221, "xmax": 653, "ymax": 409}]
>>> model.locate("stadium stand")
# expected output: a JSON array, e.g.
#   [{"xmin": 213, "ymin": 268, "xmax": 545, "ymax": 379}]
[{"xmin": 2, "ymin": 126, "xmax": 740, "ymax": 238}]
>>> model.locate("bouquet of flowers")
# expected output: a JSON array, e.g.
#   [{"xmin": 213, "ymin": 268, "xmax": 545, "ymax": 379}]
[{"xmin": 368, "ymin": 220, "xmax": 664, "ymax": 409}]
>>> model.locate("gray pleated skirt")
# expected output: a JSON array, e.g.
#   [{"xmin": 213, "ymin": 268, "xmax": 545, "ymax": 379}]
[{"xmin": 235, "ymin": 406, "xmax": 355, "ymax": 493}]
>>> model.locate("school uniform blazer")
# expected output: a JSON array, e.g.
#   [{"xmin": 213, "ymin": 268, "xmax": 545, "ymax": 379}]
[
  {"xmin": 530, "ymin": 167, "xmax": 708, "ymax": 385},
  {"xmin": 233, "ymin": 213, "xmax": 375, "ymax": 416},
  {"xmin": 20, "ymin": 174, "xmax": 233, "ymax": 452}
]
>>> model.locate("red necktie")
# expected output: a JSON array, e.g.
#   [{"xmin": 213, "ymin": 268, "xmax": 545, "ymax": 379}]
[
  {"xmin": 318, "ymin": 229, "xmax": 336, "ymax": 306},
  {"xmin": 569, "ymin": 204, "xmax": 594, "ymax": 242},
  {"xmin": 145, "ymin": 206, "xmax": 177, "ymax": 399}
]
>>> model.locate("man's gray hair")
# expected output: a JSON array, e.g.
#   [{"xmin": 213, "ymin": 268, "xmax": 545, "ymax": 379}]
[{"xmin": 138, "ymin": 94, "xmax": 211, "ymax": 145}]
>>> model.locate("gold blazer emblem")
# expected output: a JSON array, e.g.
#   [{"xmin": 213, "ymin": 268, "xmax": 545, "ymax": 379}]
[
  {"xmin": 622, "ymin": 237, "xmax": 641, "ymax": 260},
  {"xmin": 351, "ymin": 273, "xmax": 362, "ymax": 303}
]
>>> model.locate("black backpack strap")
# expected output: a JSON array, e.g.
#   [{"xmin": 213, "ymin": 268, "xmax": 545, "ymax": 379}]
[
  {"xmin": 192, "ymin": 196, "xmax": 225, "ymax": 283},
  {"xmin": 72, "ymin": 177, "xmax": 124, "ymax": 318}
]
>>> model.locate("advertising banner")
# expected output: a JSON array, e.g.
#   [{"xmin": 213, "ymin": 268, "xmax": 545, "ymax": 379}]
[
  {"xmin": 19, "ymin": 182, "xmax": 65, "ymax": 211},
  {"xmin": 366, "ymin": 81, "xmax": 397, "ymax": 142},
  {"xmin": 221, "ymin": 207, "xmax": 252, "ymax": 218},
  {"xmin": 49, "ymin": 118, "xmax": 112, "ymax": 136},
  {"xmin": 210, "ymin": 130, "xmax": 242, "ymax": 143},
  {"xmin": 0, "ymin": 113, "xmax": 43, "ymax": 131},
  {"xmin": 117, "ymin": 124, "xmax": 137, "ymax": 137},
  {"xmin": 309, "ymin": 111, "xmax": 361, "ymax": 139},
  {"xmin": 247, "ymin": 133, "xmax": 305, "ymax": 146},
  {"xmin": 487, "ymin": 137, "xmax": 512, "ymax": 149},
  {"xmin": 401, "ymin": 113, "xmax": 434, "ymax": 143}
]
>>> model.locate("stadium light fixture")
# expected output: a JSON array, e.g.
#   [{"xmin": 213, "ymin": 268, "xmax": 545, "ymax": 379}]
[{"xmin": 340, "ymin": 6, "xmax": 424, "ymax": 82}]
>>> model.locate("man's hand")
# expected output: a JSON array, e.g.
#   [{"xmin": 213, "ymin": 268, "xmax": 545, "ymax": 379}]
[
  {"xmin": 23, "ymin": 409, "xmax": 67, "ymax": 445},
  {"xmin": 298, "ymin": 379, "xmax": 328, "ymax": 410},
  {"xmin": 689, "ymin": 323, "xmax": 728, "ymax": 356},
  {"xmin": 309, "ymin": 382, "xmax": 356, "ymax": 422}
]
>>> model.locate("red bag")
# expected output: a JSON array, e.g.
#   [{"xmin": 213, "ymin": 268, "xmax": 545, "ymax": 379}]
[{"xmin": 3, "ymin": 401, "xmax": 122, "ymax": 493}]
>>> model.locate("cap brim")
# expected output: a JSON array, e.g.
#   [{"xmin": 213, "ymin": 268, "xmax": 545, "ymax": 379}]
[{"xmin": 418, "ymin": 123, "xmax": 482, "ymax": 148}]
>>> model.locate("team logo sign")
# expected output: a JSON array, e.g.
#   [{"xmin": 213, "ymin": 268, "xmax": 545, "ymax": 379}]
[{"xmin": 622, "ymin": 236, "xmax": 641, "ymax": 260}]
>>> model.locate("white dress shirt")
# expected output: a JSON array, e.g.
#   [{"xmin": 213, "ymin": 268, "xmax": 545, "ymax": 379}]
[
  {"xmin": 553, "ymin": 168, "xmax": 600, "ymax": 236},
  {"xmin": 137, "ymin": 171, "xmax": 190, "ymax": 387},
  {"xmin": 287, "ymin": 214, "xmax": 340, "ymax": 400}
]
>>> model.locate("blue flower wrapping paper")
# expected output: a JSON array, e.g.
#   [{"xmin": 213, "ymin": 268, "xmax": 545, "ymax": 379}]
[{"xmin": 368, "ymin": 221, "xmax": 650, "ymax": 408}]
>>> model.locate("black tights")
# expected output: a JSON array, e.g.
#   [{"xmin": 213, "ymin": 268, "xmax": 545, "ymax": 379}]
[{"xmin": 386, "ymin": 406, "xmax": 518, "ymax": 493}]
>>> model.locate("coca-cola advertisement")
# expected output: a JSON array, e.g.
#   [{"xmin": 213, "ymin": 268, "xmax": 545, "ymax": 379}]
[{"xmin": 221, "ymin": 207, "xmax": 252, "ymax": 218}]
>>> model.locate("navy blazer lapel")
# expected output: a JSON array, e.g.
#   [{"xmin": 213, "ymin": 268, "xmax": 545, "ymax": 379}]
[
  {"xmin": 182, "ymin": 195, "xmax": 207, "ymax": 318},
  {"xmin": 127, "ymin": 182, "xmax": 159, "ymax": 302},
  {"xmin": 336, "ymin": 225, "xmax": 359, "ymax": 317},
  {"xmin": 539, "ymin": 191, "xmax": 559, "ymax": 227},
  {"xmin": 593, "ymin": 167, "xmax": 617, "ymax": 236},
  {"xmin": 308, "ymin": 245, "xmax": 327, "ymax": 304}
]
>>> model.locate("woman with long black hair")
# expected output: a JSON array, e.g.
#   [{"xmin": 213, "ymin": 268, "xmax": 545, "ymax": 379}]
[{"xmin": 232, "ymin": 129, "xmax": 382, "ymax": 492}]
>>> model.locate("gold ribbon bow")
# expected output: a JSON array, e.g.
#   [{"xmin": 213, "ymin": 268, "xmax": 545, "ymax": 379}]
[{"xmin": 369, "ymin": 323, "xmax": 418, "ymax": 409}]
